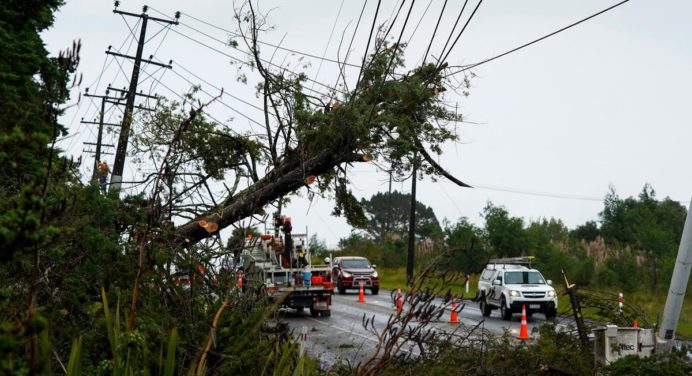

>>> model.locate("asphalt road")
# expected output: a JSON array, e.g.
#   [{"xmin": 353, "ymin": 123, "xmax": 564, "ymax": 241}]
[{"xmin": 282, "ymin": 289, "xmax": 575, "ymax": 367}]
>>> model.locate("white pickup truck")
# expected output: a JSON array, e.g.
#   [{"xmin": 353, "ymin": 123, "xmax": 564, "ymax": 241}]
[{"xmin": 477, "ymin": 257, "xmax": 558, "ymax": 320}]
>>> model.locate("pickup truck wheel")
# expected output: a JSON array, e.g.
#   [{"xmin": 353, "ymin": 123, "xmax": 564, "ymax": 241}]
[
  {"xmin": 371, "ymin": 287, "xmax": 379, "ymax": 295},
  {"xmin": 321, "ymin": 310, "xmax": 331, "ymax": 317},
  {"xmin": 310, "ymin": 307, "xmax": 319, "ymax": 317},
  {"xmin": 500, "ymin": 297, "xmax": 512, "ymax": 321},
  {"xmin": 480, "ymin": 300, "xmax": 492, "ymax": 317},
  {"xmin": 295, "ymin": 307, "xmax": 304, "ymax": 313},
  {"xmin": 337, "ymin": 279, "xmax": 346, "ymax": 294}
]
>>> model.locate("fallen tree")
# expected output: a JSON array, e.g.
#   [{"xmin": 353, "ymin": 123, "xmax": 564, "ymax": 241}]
[{"xmin": 157, "ymin": 4, "xmax": 473, "ymax": 250}]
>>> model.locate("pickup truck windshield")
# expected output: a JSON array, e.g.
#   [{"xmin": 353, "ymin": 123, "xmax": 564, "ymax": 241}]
[
  {"xmin": 342, "ymin": 259, "xmax": 370, "ymax": 269},
  {"xmin": 504, "ymin": 271, "xmax": 545, "ymax": 285}
]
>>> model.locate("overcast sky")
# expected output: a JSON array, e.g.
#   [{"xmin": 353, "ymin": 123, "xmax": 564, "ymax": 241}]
[{"xmin": 43, "ymin": 0, "xmax": 692, "ymax": 246}]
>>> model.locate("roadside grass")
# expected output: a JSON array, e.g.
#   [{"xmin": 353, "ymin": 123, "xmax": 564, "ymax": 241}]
[
  {"xmin": 378, "ymin": 267, "xmax": 692, "ymax": 337},
  {"xmin": 378, "ymin": 267, "xmax": 479, "ymax": 298}
]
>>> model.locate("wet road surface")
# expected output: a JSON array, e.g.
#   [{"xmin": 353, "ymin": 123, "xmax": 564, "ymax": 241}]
[{"xmin": 282, "ymin": 289, "xmax": 573, "ymax": 366}]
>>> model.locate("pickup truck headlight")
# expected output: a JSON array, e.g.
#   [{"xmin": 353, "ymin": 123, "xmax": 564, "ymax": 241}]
[
  {"xmin": 546, "ymin": 290, "xmax": 556, "ymax": 298},
  {"xmin": 341, "ymin": 271, "xmax": 352, "ymax": 278},
  {"xmin": 509, "ymin": 290, "xmax": 521, "ymax": 297},
  {"xmin": 372, "ymin": 271, "xmax": 378, "ymax": 278}
]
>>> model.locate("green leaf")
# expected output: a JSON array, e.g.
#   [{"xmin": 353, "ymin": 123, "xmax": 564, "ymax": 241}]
[
  {"xmin": 164, "ymin": 327, "xmax": 178, "ymax": 376},
  {"xmin": 101, "ymin": 287, "xmax": 117, "ymax": 362},
  {"xmin": 66, "ymin": 336, "xmax": 83, "ymax": 376}
]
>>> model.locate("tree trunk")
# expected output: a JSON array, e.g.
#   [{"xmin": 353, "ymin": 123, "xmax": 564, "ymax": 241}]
[{"xmin": 173, "ymin": 148, "xmax": 364, "ymax": 248}]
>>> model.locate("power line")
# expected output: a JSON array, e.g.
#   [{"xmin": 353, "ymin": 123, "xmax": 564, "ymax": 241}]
[
  {"xmin": 310, "ymin": 0, "xmax": 345, "ymax": 92},
  {"xmin": 436, "ymin": 0, "xmax": 469, "ymax": 65},
  {"xmin": 438, "ymin": 0, "xmax": 484, "ymax": 69},
  {"xmin": 69, "ymin": 29, "xmax": 137, "ymax": 153},
  {"xmin": 445, "ymin": 0, "xmax": 631, "ymax": 76},
  {"xmin": 351, "ymin": 0, "xmax": 382, "ymax": 103},
  {"xmin": 145, "ymin": 60, "xmax": 265, "ymax": 128},
  {"xmin": 421, "ymin": 0, "xmax": 448, "ymax": 65},
  {"xmin": 150, "ymin": 7, "xmax": 363, "ymax": 69},
  {"xmin": 470, "ymin": 182, "xmax": 604, "ymax": 202},
  {"xmin": 119, "ymin": 15, "xmax": 141, "ymax": 45},
  {"xmin": 163, "ymin": 25, "xmax": 335, "ymax": 99},
  {"xmin": 333, "ymin": 0, "xmax": 369, "ymax": 93},
  {"xmin": 147, "ymin": 6, "xmax": 347, "ymax": 98},
  {"xmin": 167, "ymin": 59, "xmax": 265, "ymax": 114},
  {"xmin": 406, "ymin": 0, "xmax": 433, "ymax": 45},
  {"xmin": 363, "ymin": 0, "xmax": 416, "ymax": 124},
  {"xmin": 139, "ymin": 65, "xmax": 254, "ymax": 137}
]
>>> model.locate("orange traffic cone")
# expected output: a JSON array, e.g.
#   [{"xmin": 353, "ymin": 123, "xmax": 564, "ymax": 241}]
[
  {"xmin": 450, "ymin": 301, "xmax": 459, "ymax": 324},
  {"xmin": 395, "ymin": 288, "xmax": 403, "ymax": 312},
  {"xmin": 358, "ymin": 281, "xmax": 365, "ymax": 303},
  {"xmin": 237, "ymin": 272, "xmax": 243, "ymax": 289},
  {"xmin": 633, "ymin": 320, "xmax": 638, "ymax": 328},
  {"xmin": 517, "ymin": 305, "xmax": 530, "ymax": 340}
]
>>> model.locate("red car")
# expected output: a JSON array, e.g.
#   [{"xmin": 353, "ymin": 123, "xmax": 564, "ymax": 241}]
[{"xmin": 332, "ymin": 256, "xmax": 379, "ymax": 295}]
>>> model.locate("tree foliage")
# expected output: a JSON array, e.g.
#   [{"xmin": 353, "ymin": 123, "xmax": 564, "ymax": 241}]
[
  {"xmin": 482, "ymin": 202, "xmax": 528, "ymax": 257},
  {"xmin": 360, "ymin": 190, "xmax": 442, "ymax": 241},
  {"xmin": 600, "ymin": 185, "xmax": 686, "ymax": 288},
  {"xmin": 444, "ymin": 218, "xmax": 488, "ymax": 273}
]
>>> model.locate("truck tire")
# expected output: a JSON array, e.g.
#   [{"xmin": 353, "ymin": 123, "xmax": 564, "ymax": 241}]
[
  {"xmin": 295, "ymin": 307, "xmax": 304, "ymax": 313},
  {"xmin": 371, "ymin": 287, "xmax": 379, "ymax": 295},
  {"xmin": 480, "ymin": 300, "xmax": 492, "ymax": 317},
  {"xmin": 310, "ymin": 307, "xmax": 319, "ymax": 317},
  {"xmin": 321, "ymin": 310, "xmax": 331, "ymax": 317},
  {"xmin": 500, "ymin": 297, "xmax": 512, "ymax": 321}
]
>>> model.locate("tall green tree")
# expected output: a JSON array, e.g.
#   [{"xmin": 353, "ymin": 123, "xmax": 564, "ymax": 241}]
[
  {"xmin": 444, "ymin": 218, "xmax": 488, "ymax": 273},
  {"xmin": 482, "ymin": 202, "xmax": 528, "ymax": 258},
  {"xmin": 0, "ymin": 0, "xmax": 80, "ymax": 261},
  {"xmin": 360, "ymin": 191, "xmax": 443, "ymax": 241}
]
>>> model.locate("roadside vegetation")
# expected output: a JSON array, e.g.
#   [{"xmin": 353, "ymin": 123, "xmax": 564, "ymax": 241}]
[
  {"xmin": 334, "ymin": 188, "xmax": 692, "ymax": 337},
  {"xmin": 325, "ymin": 250, "xmax": 691, "ymax": 376}
]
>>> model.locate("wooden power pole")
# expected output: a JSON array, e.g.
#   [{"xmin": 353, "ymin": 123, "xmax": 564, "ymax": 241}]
[{"xmin": 109, "ymin": 4, "xmax": 178, "ymax": 192}]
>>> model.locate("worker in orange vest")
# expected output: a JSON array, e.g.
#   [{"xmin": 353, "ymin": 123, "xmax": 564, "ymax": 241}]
[{"xmin": 97, "ymin": 161, "xmax": 111, "ymax": 192}]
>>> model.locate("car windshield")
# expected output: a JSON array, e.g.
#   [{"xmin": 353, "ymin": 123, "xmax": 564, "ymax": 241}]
[
  {"xmin": 504, "ymin": 271, "xmax": 545, "ymax": 285},
  {"xmin": 342, "ymin": 259, "xmax": 370, "ymax": 269}
]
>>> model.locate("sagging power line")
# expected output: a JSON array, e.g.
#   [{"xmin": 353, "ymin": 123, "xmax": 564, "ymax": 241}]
[{"xmin": 445, "ymin": 0, "xmax": 631, "ymax": 76}]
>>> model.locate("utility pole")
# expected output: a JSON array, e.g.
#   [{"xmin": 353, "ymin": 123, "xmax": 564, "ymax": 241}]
[
  {"xmin": 83, "ymin": 90, "xmax": 125, "ymax": 180},
  {"xmin": 93, "ymin": 98, "xmax": 107, "ymax": 178},
  {"xmin": 658, "ymin": 198, "xmax": 692, "ymax": 345},
  {"xmin": 386, "ymin": 169, "xmax": 392, "ymax": 239},
  {"xmin": 109, "ymin": 3, "xmax": 178, "ymax": 192},
  {"xmin": 406, "ymin": 153, "xmax": 418, "ymax": 285}
]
